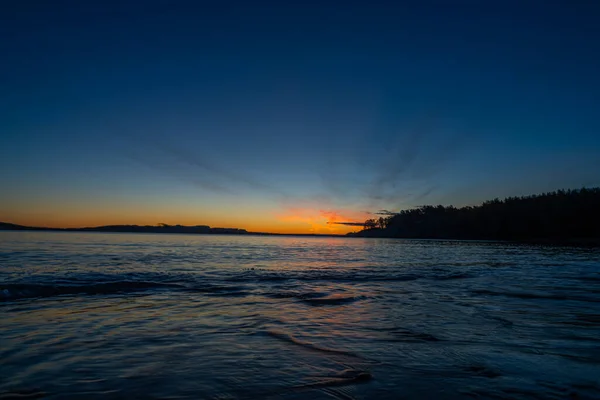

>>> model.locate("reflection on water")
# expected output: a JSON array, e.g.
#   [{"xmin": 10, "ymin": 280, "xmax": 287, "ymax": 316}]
[{"xmin": 1, "ymin": 232, "xmax": 599, "ymax": 399}]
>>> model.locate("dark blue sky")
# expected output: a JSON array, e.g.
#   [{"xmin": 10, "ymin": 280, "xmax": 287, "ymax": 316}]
[{"xmin": 1, "ymin": 1, "xmax": 599, "ymax": 232}]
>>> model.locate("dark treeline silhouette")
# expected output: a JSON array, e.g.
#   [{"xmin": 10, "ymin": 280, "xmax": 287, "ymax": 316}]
[{"xmin": 349, "ymin": 188, "xmax": 600, "ymax": 243}]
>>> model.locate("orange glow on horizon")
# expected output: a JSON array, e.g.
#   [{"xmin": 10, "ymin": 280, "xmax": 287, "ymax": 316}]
[
  {"xmin": 275, "ymin": 208, "xmax": 369, "ymax": 234},
  {"xmin": 0, "ymin": 198, "xmax": 371, "ymax": 235},
  {"xmin": 1, "ymin": 210, "xmax": 367, "ymax": 235}
]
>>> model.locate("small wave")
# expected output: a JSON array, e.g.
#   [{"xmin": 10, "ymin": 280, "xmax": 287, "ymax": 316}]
[
  {"xmin": 232, "ymin": 270, "xmax": 477, "ymax": 283},
  {"xmin": 431, "ymin": 272, "xmax": 473, "ymax": 280},
  {"xmin": 574, "ymin": 275, "xmax": 600, "ymax": 282},
  {"xmin": 465, "ymin": 364, "xmax": 502, "ymax": 378},
  {"xmin": 0, "ymin": 390, "xmax": 47, "ymax": 400},
  {"xmin": 378, "ymin": 275, "xmax": 420, "ymax": 282},
  {"xmin": 190, "ymin": 284, "xmax": 250, "ymax": 297},
  {"xmin": 264, "ymin": 369, "xmax": 372, "ymax": 399},
  {"xmin": 302, "ymin": 295, "xmax": 367, "ymax": 306},
  {"xmin": 263, "ymin": 291, "xmax": 329, "ymax": 300},
  {"xmin": 292, "ymin": 369, "xmax": 372, "ymax": 390},
  {"xmin": 389, "ymin": 328, "xmax": 441, "ymax": 342},
  {"xmin": 1, "ymin": 279, "xmax": 257, "ymax": 301},
  {"xmin": 472, "ymin": 289, "xmax": 600, "ymax": 302},
  {"xmin": 264, "ymin": 329, "xmax": 367, "ymax": 360},
  {"xmin": 227, "ymin": 271, "xmax": 421, "ymax": 284},
  {"xmin": 1, "ymin": 281, "xmax": 184, "ymax": 301},
  {"xmin": 262, "ymin": 290, "xmax": 368, "ymax": 306}
]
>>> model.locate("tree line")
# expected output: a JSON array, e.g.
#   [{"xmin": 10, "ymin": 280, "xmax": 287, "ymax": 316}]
[{"xmin": 352, "ymin": 188, "xmax": 600, "ymax": 241}]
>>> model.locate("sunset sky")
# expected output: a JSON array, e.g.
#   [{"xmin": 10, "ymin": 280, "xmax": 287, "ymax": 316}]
[{"xmin": 2, "ymin": 1, "xmax": 600, "ymax": 234}]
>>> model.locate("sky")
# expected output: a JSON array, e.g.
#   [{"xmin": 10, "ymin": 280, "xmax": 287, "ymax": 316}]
[{"xmin": 1, "ymin": 1, "xmax": 600, "ymax": 234}]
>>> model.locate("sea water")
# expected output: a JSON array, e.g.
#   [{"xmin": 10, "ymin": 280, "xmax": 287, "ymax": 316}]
[{"xmin": 1, "ymin": 232, "xmax": 599, "ymax": 399}]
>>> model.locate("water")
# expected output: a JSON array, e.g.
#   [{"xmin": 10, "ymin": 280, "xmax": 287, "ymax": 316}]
[{"xmin": 1, "ymin": 232, "xmax": 599, "ymax": 399}]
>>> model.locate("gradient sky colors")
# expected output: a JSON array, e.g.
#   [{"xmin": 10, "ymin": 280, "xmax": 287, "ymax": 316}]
[{"xmin": 2, "ymin": 1, "xmax": 600, "ymax": 234}]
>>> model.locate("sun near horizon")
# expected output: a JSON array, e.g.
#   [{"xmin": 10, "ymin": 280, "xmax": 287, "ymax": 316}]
[{"xmin": 0, "ymin": 207, "xmax": 367, "ymax": 235}]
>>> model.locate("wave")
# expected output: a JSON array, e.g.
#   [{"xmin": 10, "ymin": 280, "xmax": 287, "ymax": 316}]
[
  {"xmin": 262, "ymin": 368, "xmax": 372, "ymax": 399},
  {"xmin": 225, "ymin": 266, "xmax": 480, "ymax": 284},
  {"xmin": 261, "ymin": 290, "xmax": 370, "ymax": 307},
  {"xmin": 290, "ymin": 369, "xmax": 372, "ymax": 391},
  {"xmin": 264, "ymin": 329, "xmax": 367, "ymax": 360},
  {"xmin": 472, "ymin": 289, "xmax": 600, "ymax": 302},
  {"xmin": 431, "ymin": 272, "xmax": 473, "ymax": 280},
  {"xmin": 0, "ymin": 389, "xmax": 47, "ymax": 400},
  {"xmin": 573, "ymin": 275, "xmax": 600, "ymax": 282},
  {"xmin": 1, "ymin": 281, "xmax": 185, "ymax": 301},
  {"xmin": 301, "ymin": 295, "xmax": 368, "ymax": 306},
  {"xmin": 0, "ymin": 281, "xmax": 252, "ymax": 301},
  {"xmin": 388, "ymin": 328, "xmax": 441, "ymax": 342},
  {"xmin": 226, "ymin": 271, "xmax": 424, "ymax": 283},
  {"xmin": 1, "ymin": 278, "xmax": 367, "ymax": 304},
  {"xmin": 1, "ymin": 265, "xmax": 474, "ymax": 302}
]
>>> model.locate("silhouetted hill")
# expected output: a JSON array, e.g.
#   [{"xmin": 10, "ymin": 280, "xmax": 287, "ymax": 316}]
[
  {"xmin": 0, "ymin": 222, "xmax": 346, "ymax": 237},
  {"xmin": 0, "ymin": 222, "xmax": 44, "ymax": 231},
  {"xmin": 349, "ymin": 188, "xmax": 600, "ymax": 245},
  {"xmin": 0, "ymin": 223, "xmax": 248, "ymax": 235}
]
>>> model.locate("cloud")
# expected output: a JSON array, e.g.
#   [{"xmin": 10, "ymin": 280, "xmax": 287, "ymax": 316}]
[
  {"xmin": 373, "ymin": 209, "xmax": 398, "ymax": 215},
  {"xmin": 327, "ymin": 221, "xmax": 365, "ymax": 226}
]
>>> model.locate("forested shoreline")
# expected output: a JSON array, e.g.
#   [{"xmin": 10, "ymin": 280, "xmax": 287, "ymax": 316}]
[{"xmin": 349, "ymin": 188, "xmax": 600, "ymax": 243}]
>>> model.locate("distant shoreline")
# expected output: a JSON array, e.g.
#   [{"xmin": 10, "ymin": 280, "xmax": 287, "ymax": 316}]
[
  {"xmin": 2, "ymin": 223, "xmax": 599, "ymax": 246},
  {"xmin": 0, "ymin": 222, "xmax": 345, "ymax": 238}
]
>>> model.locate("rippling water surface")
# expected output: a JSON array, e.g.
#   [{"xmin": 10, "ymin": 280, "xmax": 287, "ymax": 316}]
[{"xmin": 1, "ymin": 232, "xmax": 600, "ymax": 399}]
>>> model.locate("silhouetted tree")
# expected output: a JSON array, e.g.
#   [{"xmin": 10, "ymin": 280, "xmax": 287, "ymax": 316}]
[{"xmin": 363, "ymin": 219, "xmax": 378, "ymax": 230}]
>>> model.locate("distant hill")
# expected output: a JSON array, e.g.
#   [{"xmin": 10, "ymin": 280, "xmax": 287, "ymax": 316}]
[
  {"xmin": 0, "ymin": 222, "xmax": 348, "ymax": 237},
  {"xmin": 0, "ymin": 222, "xmax": 248, "ymax": 235},
  {"xmin": 349, "ymin": 188, "xmax": 600, "ymax": 245}
]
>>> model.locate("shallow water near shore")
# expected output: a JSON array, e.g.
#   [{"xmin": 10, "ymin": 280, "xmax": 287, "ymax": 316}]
[{"xmin": 1, "ymin": 231, "xmax": 599, "ymax": 399}]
